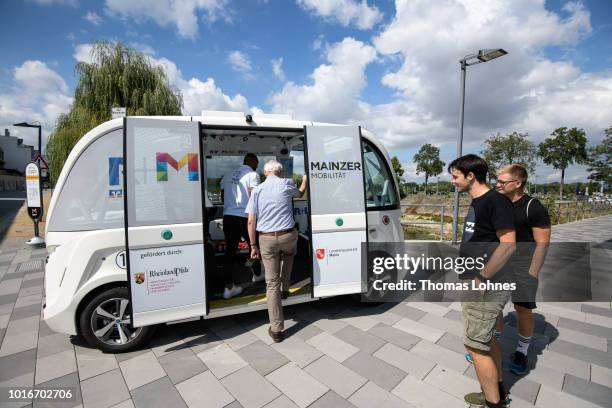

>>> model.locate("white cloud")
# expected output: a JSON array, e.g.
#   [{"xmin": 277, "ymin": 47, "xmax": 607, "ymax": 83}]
[
  {"xmin": 0, "ymin": 61, "xmax": 73, "ymax": 148},
  {"xmin": 150, "ymin": 57, "xmax": 250, "ymax": 114},
  {"xmin": 267, "ymin": 1, "xmax": 606, "ymax": 183},
  {"xmin": 268, "ymin": 37, "xmax": 376, "ymax": 123},
  {"xmin": 266, "ymin": 36, "xmax": 446, "ymax": 149},
  {"xmin": 271, "ymin": 57, "xmax": 285, "ymax": 81},
  {"xmin": 73, "ymin": 43, "xmax": 94, "ymax": 64},
  {"xmin": 399, "ymin": 162, "xmax": 418, "ymax": 181},
  {"xmin": 358, "ymin": 100, "xmax": 451, "ymax": 150},
  {"xmin": 369, "ymin": 0, "xmax": 597, "ymax": 149},
  {"xmin": 182, "ymin": 77, "xmax": 249, "ymax": 113},
  {"xmin": 84, "ymin": 11, "xmax": 102, "ymax": 25},
  {"xmin": 546, "ymin": 171, "xmax": 561, "ymax": 183},
  {"xmin": 512, "ymin": 73, "xmax": 612, "ymax": 142},
  {"xmin": 14, "ymin": 61, "xmax": 68, "ymax": 96},
  {"xmin": 104, "ymin": 0, "xmax": 230, "ymax": 39},
  {"xmin": 227, "ymin": 51, "xmax": 252, "ymax": 73},
  {"xmin": 297, "ymin": 0, "xmax": 383, "ymax": 30}
]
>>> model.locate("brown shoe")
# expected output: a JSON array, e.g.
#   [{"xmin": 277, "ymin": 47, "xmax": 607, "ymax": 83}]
[{"xmin": 268, "ymin": 326, "xmax": 283, "ymax": 343}]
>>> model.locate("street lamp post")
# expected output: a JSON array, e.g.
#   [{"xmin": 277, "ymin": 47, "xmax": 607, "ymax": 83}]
[
  {"xmin": 14, "ymin": 121, "xmax": 45, "ymax": 247},
  {"xmin": 13, "ymin": 122, "xmax": 41, "ymax": 157},
  {"xmin": 451, "ymin": 49, "xmax": 508, "ymax": 244}
]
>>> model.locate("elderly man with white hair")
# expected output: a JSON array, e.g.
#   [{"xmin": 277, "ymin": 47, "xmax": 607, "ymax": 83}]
[{"xmin": 246, "ymin": 159, "xmax": 308, "ymax": 342}]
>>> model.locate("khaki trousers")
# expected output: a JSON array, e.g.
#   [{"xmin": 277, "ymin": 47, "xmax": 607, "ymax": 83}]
[{"xmin": 259, "ymin": 229, "xmax": 298, "ymax": 332}]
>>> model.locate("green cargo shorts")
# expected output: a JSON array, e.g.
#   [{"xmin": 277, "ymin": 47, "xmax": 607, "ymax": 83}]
[{"xmin": 461, "ymin": 288, "xmax": 511, "ymax": 352}]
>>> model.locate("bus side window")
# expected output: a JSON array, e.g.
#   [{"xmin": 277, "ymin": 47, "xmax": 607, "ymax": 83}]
[
  {"xmin": 362, "ymin": 141, "xmax": 399, "ymax": 210},
  {"xmin": 47, "ymin": 130, "xmax": 124, "ymax": 232}
]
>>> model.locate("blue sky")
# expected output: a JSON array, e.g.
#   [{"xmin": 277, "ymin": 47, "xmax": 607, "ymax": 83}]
[{"xmin": 1, "ymin": 0, "xmax": 611, "ymax": 184}]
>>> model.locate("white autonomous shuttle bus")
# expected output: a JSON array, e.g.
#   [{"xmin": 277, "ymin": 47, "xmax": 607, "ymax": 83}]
[{"xmin": 43, "ymin": 112, "xmax": 403, "ymax": 352}]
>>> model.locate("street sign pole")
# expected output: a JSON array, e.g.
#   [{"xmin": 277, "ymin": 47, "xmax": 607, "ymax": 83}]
[{"xmin": 25, "ymin": 162, "xmax": 45, "ymax": 247}]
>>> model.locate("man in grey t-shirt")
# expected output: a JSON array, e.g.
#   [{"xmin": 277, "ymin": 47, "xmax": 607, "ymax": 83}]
[{"xmin": 246, "ymin": 160, "xmax": 307, "ymax": 342}]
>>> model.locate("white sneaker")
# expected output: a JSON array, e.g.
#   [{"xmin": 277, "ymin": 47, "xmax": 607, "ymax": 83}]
[
  {"xmin": 223, "ymin": 285, "xmax": 243, "ymax": 299},
  {"xmin": 252, "ymin": 273, "xmax": 265, "ymax": 283}
]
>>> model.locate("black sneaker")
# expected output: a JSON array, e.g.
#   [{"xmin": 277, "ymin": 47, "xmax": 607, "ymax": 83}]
[
  {"xmin": 464, "ymin": 392, "xmax": 511, "ymax": 407},
  {"xmin": 510, "ymin": 351, "xmax": 528, "ymax": 375}
]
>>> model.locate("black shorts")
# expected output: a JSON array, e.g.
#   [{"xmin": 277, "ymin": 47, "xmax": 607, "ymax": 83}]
[{"xmin": 511, "ymin": 262, "xmax": 538, "ymax": 309}]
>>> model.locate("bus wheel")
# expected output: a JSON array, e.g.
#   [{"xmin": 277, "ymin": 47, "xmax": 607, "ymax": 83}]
[{"xmin": 79, "ymin": 286, "xmax": 155, "ymax": 353}]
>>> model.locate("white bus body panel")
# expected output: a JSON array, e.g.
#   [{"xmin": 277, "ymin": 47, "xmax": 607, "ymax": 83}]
[{"xmin": 44, "ymin": 228, "xmax": 126, "ymax": 335}]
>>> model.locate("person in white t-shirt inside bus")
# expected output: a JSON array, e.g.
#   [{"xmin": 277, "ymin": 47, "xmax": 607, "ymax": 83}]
[{"xmin": 220, "ymin": 153, "xmax": 264, "ymax": 299}]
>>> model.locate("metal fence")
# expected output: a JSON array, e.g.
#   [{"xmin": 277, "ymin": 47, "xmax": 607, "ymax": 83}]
[
  {"xmin": 400, "ymin": 203, "xmax": 469, "ymax": 241},
  {"xmin": 552, "ymin": 200, "xmax": 612, "ymax": 224}
]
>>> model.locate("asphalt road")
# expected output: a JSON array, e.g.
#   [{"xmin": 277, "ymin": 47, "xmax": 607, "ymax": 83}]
[{"xmin": 0, "ymin": 190, "xmax": 26, "ymax": 239}]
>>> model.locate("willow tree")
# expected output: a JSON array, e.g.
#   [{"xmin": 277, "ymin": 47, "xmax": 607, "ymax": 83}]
[{"xmin": 47, "ymin": 41, "xmax": 183, "ymax": 183}]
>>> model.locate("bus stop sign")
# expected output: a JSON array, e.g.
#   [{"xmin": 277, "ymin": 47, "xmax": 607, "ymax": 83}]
[{"xmin": 25, "ymin": 162, "xmax": 43, "ymax": 221}]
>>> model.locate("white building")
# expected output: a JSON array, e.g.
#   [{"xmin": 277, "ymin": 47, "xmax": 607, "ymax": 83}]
[{"xmin": 0, "ymin": 129, "xmax": 35, "ymax": 174}]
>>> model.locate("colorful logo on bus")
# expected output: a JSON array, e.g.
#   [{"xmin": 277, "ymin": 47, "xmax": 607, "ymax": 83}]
[{"xmin": 156, "ymin": 152, "xmax": 199, "ymax": 181}]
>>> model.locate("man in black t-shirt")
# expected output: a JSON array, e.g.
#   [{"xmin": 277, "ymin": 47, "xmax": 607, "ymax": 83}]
[
  {"xmin": 450, "ymin": 154, "xmax": 516, "ymax": 408},
  {"xmin": 496, "ymin": 164, "xmax": 551, "ymax": 376}
]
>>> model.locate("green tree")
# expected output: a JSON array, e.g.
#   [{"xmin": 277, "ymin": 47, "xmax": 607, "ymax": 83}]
[
  {"xmin": 413, "ymin": 144, "xmax": 444, "ymax": 193},
  {"xmin": 46, "ymin": 41, "xmax": 183, "ymax": 183},
  {"xmin": 481, "ymin": 132, "xmax": 537, "ymax": 182},
  {"xmin": 391, "ymin": 156, "xmax": 407, "ymax": 198},
  {"xmin": 391, "ymin": 156, "xmax": 404, "ymax": 180},
  {"xmin": 538, "ymin": 127, "xmax": 588, "ymax": 198},
  {"xmin": 403, "ymin": 181, "xmax": 419, "ymax": 194},
  {"xmin": 586, "ymin": 127, "xmax": 611, "ymax": 188}
]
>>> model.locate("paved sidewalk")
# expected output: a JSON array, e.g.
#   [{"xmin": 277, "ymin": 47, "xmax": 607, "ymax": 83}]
[{"xmin": 0, "ymin": 217, "xmax": 611, "ymax": 408}]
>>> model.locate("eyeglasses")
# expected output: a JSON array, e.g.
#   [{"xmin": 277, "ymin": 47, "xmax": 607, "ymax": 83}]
[{"xmin": 496, "ymin": 179, "xmax": 518, "ymax": 186}]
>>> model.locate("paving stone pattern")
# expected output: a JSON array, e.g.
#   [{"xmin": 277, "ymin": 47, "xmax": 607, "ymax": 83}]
[{"xmin": 0, "ymin": 217, "xmax": 611, "ymax": 407}]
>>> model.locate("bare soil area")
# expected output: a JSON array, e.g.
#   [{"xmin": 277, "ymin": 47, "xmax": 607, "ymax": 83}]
[{"xmin": 5, "ymin": 191, "xmax": 52, "ymax": 238}]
